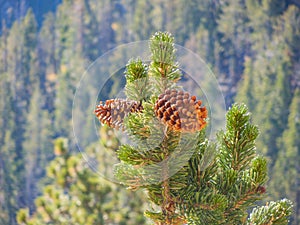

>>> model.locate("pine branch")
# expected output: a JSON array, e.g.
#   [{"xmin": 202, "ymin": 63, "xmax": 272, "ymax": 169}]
[
  {"xmin": 149, "ymin": 31, "xmax": 182, "ymax": 93},
  {"xmin": 247, "ymin": 199, "xmax": 293, "ymax": 225},
  {"xmin": 216, "ymin": 104, "xmax": 269, "ymax": 223},
  {"xmin": 125, "ymin": 59, "xmax": 150, "ymax": 102},
  {"xmin": 218, "ymin": 103, "xmax": 259, "ymax": 172}
]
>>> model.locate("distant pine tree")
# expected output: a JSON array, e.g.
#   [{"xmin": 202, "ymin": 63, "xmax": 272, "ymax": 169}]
[
  {"xmin": 17, "ymin": 135, "xmax": 150, "ymax": 225},
  {"xmin": 270, "ymin": 89, "xmax": 300, "ymax": 225},
  {"xmin": 23, "ymin": 83, "xmax": 53, "ymax": 211}
]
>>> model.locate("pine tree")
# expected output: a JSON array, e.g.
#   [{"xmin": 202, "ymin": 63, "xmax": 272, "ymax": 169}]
[
  {"xmin": 23, "ymin": 83, "xmax": 53, "ymax": 211},
  {"xmin": 79, "ymin": 0, "xmax": 102, "ymax": 61},
  {"xmin": 245, "ymin": 0, "xmax": 275, "ymax": 52},
  {"xmin": 0, "ymin": 76, "xmax": 20, "ymax": 224},
  {"xmin": 95, "ymin": 32, "xmax": 293, "ymax": 224},
  {"xmin": 236, "ymin": 37, "xmax": 293, "ymax": 161},
  {"xmin": 280, "ymin": 5, "xmax": 300, "ymax": 87},
  {"xmin": 39, "ymin": 12, "xmax": 58, "ymax": 77},
  {"xmin": 235, "ymin": 57, "xmax": 256, "ymax": 110},
  {"xmin": 54, "ymin": 63, "xmax": 77, "ymax": 138},
  {"xmin": 217, "ymin": 0, "xmax": 252, "ymax": 105},
  {"xmin": 38, "ymin": 12, "xmax": 58, "ymax": 115},
  {"xmin": 0, "ymin": 9, "xmax": 39, "ymax": 224},
  {"xmin": 161, "ymin": 0, "xmax": 203, "ymax": 45},
  {"xmin": 53, "ymin": 0, "xmax": 98, "ymax": 142},
  {"xmin": 17, "ymin": 133, "xmax": 150, "ymax": 225},
  {"xmin": 234, "ymin": 7, "xmax": 299, "ymax": 222},
  {"xmin": 55, "ymin": 0, "xmax": 76, "ymax": 63},
  {"xmin": 269, "ymin": 89, "xmax": 300, "ymax": 225},
  {"xmin": 130, "ymin": 0, "xmax": 156, "ymax": 40},
  {"xmin": 0, "ymin": 22, "xmax": 16, "ymax": 225}
]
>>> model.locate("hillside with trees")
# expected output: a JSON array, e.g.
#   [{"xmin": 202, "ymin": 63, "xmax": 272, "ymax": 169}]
[{"xmin": 0, "ymin": 0, "xmax": 299, "ymax": 224}]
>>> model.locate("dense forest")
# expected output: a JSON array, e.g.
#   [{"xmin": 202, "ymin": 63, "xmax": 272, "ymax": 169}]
[{"xmin": 0, "ymin": 0, "xmax": 299, "ymax": 224}]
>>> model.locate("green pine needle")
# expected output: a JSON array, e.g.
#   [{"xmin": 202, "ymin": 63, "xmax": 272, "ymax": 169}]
[{"xmin": 247, "ymin": 199, "xmax": 293, "ymax": 225}]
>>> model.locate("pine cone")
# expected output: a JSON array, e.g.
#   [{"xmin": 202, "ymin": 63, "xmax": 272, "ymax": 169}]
[
  {"xmin": 154, "ymin": 89, "xmax": 207, "ymax": 132},
  {"xmin": 95, "ymin": 99, "xmax": 143, "ymax": 129}
]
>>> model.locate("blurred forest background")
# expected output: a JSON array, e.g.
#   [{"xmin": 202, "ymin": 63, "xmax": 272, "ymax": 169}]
[{"xmin": 0, "ymin": 0, "xmax": 299, "ymax": 224}]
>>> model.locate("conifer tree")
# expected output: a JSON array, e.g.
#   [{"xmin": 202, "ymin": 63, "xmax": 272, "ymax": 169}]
[
  {"xmin": 39, "ymin": 12, "xmax": 58, "ymax": 77},
  {"xmin": 131, "ymin": 0, "xmax": 156, "ymax": 41},
  {"xmin": 217, "ymin": 0, "xmax": 251, "ymax": 87},
  {"xmin": 17, "ymin": 129, "xmax": 149, "ymax": 225},
  {"xmin": 95, "ymin": 32, "xmax": 293, "ymax": 224},
  {"xmin": 38, "ymin": 12, "xmax": 58, "ymax": 117},
  {"xmin": 235, "ymin": 57, "xmax": 256, "ymax": 111},
  {"xmin": 17, "ymin": 138, "xmax": 114, "ymax": 225},
  {"xmin": 0, "ymin": 82, "xmax": 19, "ymax": 224},
  {"xmin": 0, "ymin": 23, "xmax": 12, "ymax": 225},
  {"xmin": 23, "ymin": 82, "xmax": 53, "ymax": 210},
  {"xmin": 0, "ymin": 9, "xmax": 39, "ymax": 224},
  {"xmin": 235, "ymin": 38, "xmax": 293, "ymax": 161},
  {"xmin": 269, "ymin": 89, "xmax": 300, "ymax": 225}
]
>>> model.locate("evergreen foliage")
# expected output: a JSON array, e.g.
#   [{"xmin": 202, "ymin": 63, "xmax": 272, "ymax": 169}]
[
  {"xmin": 0, "ymin": 0, "xmax": 298, "ymax": 223},
  {"xmin": 269, "ymin": 89, "xmax": 300, "ymax": 225},
  {"xmin": 98, "ymin": 32, "xmax": 293, "ymax": 224},
  {"xmin": 23, "ymin": 82, "xmax": 53, "ymax": 210},
  {"xmin": 247, "ymin": 199, "xmax": 293, "ymax": 225},
  {"xmin": 17, "ymin": 134, "xmax": 149, "ymax": 225}
]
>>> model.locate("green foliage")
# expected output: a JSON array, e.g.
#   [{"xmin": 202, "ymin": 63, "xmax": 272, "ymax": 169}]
[
  {"xmin": 17, "ymin": 135, "xmax": 149, "ymax": 225},
  {"xmin": 0, "ymin": 9, "xmax": 39, "ymax": 224},
  {"xmin": 266, "ymin": 0, "xmax": 288, "ymax": 17},
  {"xmin": 233, "ymin": 13, "xmax": 299, "ymax": 223},
  {"xmin": 235, "ymin": 57, "xmax": 256, "ymax": 110},
  {"xmin": 247, "ymin": 199, "xmax": 293, "ymax": 225},
  {"xmin": 0, "ymin": 0, "xmax": 298, "ymax": 224},
  {"xmin": 125, "ymin": 58, "xmax": 148, "ymax": 83},
  {"xmin": 148, "ymin": 31, "xmax": 182, "ymax": 93},
  {"xmin": 218, "ymin": 104, "xmax": 259, "ymax": 171},
  {"xmin": 130, "ymin": 0, "xmax": 156, "ymax": 40},
  {"xmin": 269, "ymin": 89, "xmax": 300, "ymax": 224},
  {"xmin": 217, "ymin": 0, "xmax": 251, "ymax": 92},
  {"xmin": 235, "ymin": 29, "xmax": 294, "ymax": 163},
  {"xmin": 125, "ymin": 59, "xmax": 151, "ymax": 102},
  {"xmin": 113, "ymin": 32, "xmax": 292, "ymax": 224},
  {"xmin": 54, "ymin": 64, "xmax": 77, "ymax": 138},
  {"xmin": 23, "ymin": 83, "xmax": 53, "ymax": 209}
]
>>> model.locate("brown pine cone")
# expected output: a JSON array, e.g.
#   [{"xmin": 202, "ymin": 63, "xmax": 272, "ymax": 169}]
[
  {"xmin": 95, "ymin": 99, "xmax": 143, "ymax": 129},
  {"xmin": 154, "ymin": 89, "xmax": 207, "ymax": 132}
]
